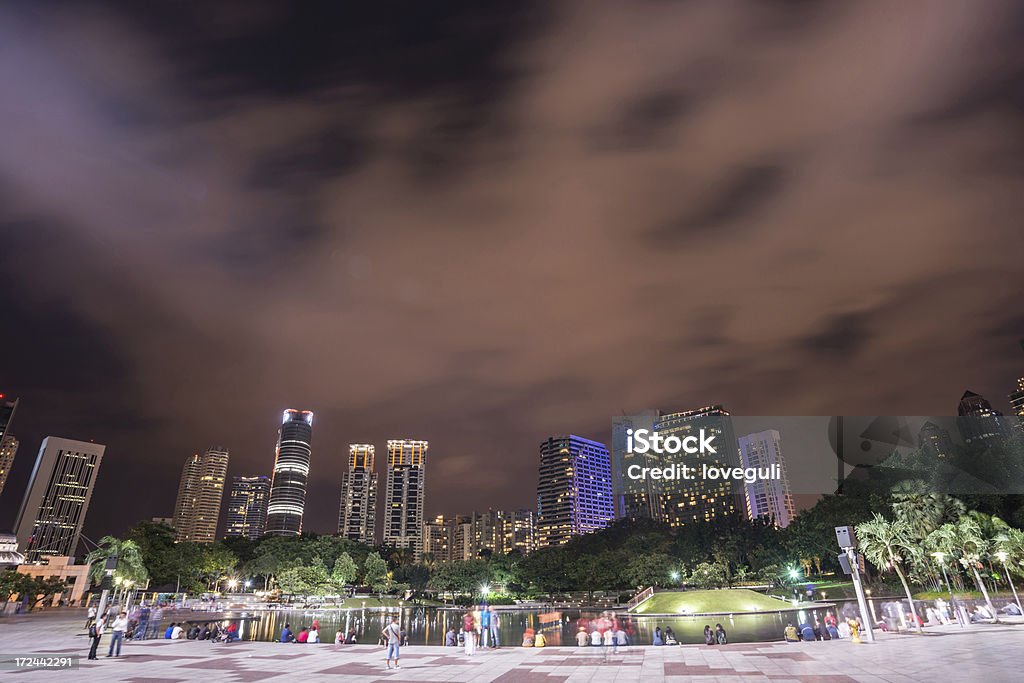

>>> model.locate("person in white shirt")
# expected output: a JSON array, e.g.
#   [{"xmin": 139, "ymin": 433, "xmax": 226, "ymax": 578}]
[
  {"xmin": 171, "ymin": 624, "xmax": 184, "ymax": 640},
  {"xmin": 87, "ymin": 619, "xmax": 104, "ymax": 660},
  {"xmin": 590, "ymin": 629, "xmax": 601, "ymax": 646},
  {"xmin": 308, "ymin": 627, "xmax": 320, "ymax": 643},
  {"xmin": 86, "ymin": 606, "xmax": 97, "ymax": 629},
  {"xmin": 107, "ymin": 612, "xmax": 129, "ymax": 657}
]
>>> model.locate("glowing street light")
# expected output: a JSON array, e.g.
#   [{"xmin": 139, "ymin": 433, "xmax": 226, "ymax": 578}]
[
  {"xmin": 480, "ymin": 584, "xmax": 491, "ymax": 598},
  {"xmin": 227, "ymin": 579, "xmax": 239, "ymax": 591},
  {"xmin": 995, "ymin": 551, "xmax": 1022, "ymax": 615},
  {"xmin": 670, "ymin": 571, "xmax": 680, "ymax": 582},
  {"xmin": 788, "ymin": 568, "xmax": 800, "ymax": 580}
]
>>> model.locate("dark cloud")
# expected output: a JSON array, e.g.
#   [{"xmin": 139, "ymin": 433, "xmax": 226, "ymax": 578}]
[
  {"xmin": 650, "ymin": 163, "xmax": 789, "ymax": 240},
  {"xmin": 1, "ymin": 0, "xmax": 1023, "ymax": 540}
]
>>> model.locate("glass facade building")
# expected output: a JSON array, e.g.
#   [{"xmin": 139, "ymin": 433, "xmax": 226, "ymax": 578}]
[{"xmin": 224, "ymin": 475, "xmax": 271, "ymax": 540}]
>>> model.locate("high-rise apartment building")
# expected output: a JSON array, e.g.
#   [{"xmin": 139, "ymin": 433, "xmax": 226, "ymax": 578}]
[
  {"xmin": 266, "ymin": 409, "xmax": 314, "ymax": 536},
  {"xmin": 422, "ymin": 514, "xmax": 451, "ymax": 562},
  {"xmin": 338, "ymin": 444, "xmax": 378, "ymax": 545},
  {"xmin": 536, "ymin": 435, "xmax": 614, "ymax": 548},
  {"xmin": 737, "ymin": 430, "xmax": 795, "ymax": 528},
  {"xmin": 0, "ymin": 435, "xmax": 18, "ymax": 499},
  {"xmin": 957, "ymin": 391, "xmax": 1009, "ymax": 446},
  {"xmin": 653, "ymin": 406, "xmax": 741, "ymax": 526},
  {"xmin": 508, "ymin": 508, "xmax": 536, "ymax": 554},
  {"xmin": 224, "ymin": 475, "xmax": 271, "ymax": 540},
  {"xmin": 1010, "ymin": 377, "xmax": 1024, "ymax": 432},
  {"xmin": 383, "ymin": 439, "xmax": 427, "ymax": 559},
  {"xmin": 14, "ymin": 437, "xmax": 105, "ymax": 562},
  {"xmin": 172, "ymin": 447, "xmax": 230, "ymax": 543}
]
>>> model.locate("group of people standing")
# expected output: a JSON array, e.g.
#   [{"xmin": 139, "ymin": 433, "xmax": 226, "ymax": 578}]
[{"xmin": 441, "ymin": 605, "xmax": 502, "ymax": 656}]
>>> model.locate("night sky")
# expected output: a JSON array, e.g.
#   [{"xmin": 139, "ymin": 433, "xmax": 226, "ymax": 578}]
[{"xmin": 1, "ymin": 1, "xmax": 1023, "ymax": 543}]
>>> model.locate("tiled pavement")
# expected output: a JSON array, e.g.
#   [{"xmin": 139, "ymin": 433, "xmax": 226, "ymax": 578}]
[{"xmin": 2, "ymin": 612, "xmax": 1022, "ymax": 682}]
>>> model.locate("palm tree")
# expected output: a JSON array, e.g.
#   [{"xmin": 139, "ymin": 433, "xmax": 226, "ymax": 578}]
[
  {"xmin": 891, "ymin": 483, "xmax": 964, "ymax": 540},
  {"xmin": 951, "ymin": 515, "xmax": 999, "ymax": 620},
  {"xmin": 85, "ymin": 536, "xmax": 149, "ymax": 587},
  {"xmin": 856, "ymin": 514, "xmax": 923, "ymax": 632}
]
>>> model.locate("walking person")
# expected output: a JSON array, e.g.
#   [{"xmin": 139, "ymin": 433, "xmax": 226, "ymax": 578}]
[
  {"xmin": 383, "ymin": 615, "xmax": 402, "ymax": 670},
  {"xmin": 85, "ymin": 605, "xmax": 96, "ymax": 629},
  {"xmin": 87, "ymin": 619, "xmax": 103, "ymax": 660},
  {"xmin": 489, "ymin": 607, "xmax": 500, "ymax": 648},
  {"xmin": 107, "ymin": 612, "xmax": 128, "ymax": 657}
]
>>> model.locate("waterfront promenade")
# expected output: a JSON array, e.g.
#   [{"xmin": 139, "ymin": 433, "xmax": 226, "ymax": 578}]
[{"xmin": 1, "ymin": 611, "xmax": 1021, "ymax": 682}]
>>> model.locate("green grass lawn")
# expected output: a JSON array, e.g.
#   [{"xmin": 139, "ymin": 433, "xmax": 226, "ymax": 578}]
[{"xmin": 632, "ymin": 588, "xmax": 799, "ymax": 615}]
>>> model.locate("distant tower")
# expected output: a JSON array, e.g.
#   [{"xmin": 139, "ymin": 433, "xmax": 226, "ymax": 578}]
[
  {"xmin": 224, "ymin": 476, "xmax": 271, "ymax": 540},
  {"xmin": 422, "ymin": 514, "xmax": 451, "ymax": 563},
  {"xmin": 0, "ymin": 396, "xmax": 19, "ymax": 496},
  {"xmin": 14, "ymin": 437, "xmax": 105, "ymax": 562},
  {"xmin": 918, "ymin": 421, "xmax": 955, "ymax": 459},
  {"xmin": 265, "ymin": 409, "xmax": 314, "ymax": 536},
  {"xmin": 0, "ymin": 395, "xmax": 17, "ymax": 441},
  {"xmin": 957, "ymin": 391, "xmax": 1009, "ymax": 446},
  {"xmin": 737, "ymin": 430, "xmax": 795, "ymax": 528},
  {"xmin": 536, "ymin": 435, "xmax": 614, "ymax": 548},
  {"xmin": 1010, "ymin": 340, "xmax": 1024, "ymax": 433},
  {"xmin": 338, "ymin": 444, "xmax": 378, "ymax": 544},
  {"xmin": 382, "ymin": 439, "xmax": 427, "ymax": 559},
  {"xmin": 173, "ymin": 447, "xmax": 230, "ymax": 543},
  {"xmin": 0, "ymin": 435, "xmax": 18, "ymax": 499}
]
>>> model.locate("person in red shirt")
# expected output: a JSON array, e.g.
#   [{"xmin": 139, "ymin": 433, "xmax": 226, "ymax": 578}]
[{"xmin": 296, "ymin": 627, "xmax": 309, "ymax": 643}]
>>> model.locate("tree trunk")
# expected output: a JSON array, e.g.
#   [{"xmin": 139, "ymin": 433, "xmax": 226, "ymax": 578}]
[
  {"xmin": 893, "ymin": 564, "xmax": 923, "ymax": 633},
  {"xmin": 970, "ymin": 565, "xmax": 998, "ymax": 622}
]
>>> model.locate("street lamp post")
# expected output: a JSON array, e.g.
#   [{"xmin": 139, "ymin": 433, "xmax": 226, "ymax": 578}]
[
  {"xmin": 931, "ymin": 552, "xmax": 963, "ymax": 628},
  {"xmin": 995, "ymin": 551, "xmax": 1022, "ymax": 616}
]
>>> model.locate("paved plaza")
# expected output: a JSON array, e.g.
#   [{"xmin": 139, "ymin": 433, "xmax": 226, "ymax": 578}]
[{"xmin": 1, "ymin": 611, "xmax": 1022, "ymax": 682}]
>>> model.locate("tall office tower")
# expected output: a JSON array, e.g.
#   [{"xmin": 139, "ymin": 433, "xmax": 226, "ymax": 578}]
[
  {"xmin": 338, "ymin": 444, "xmax": 378, "ymax": 544},
  {"xmin": 172, "ymin": 447, "xmax": 230, "ymax": 543},
  {"xmin": 956, "ymin": 391, "xmax": 1009, "ymax": 446},
  {"xmin": 0, "ymin": 435, "xmax": 18, "ymax": 499},
  {"xmin": 265, "ymin": 409, "xmax": 314, "ymax": 536},
  {"xmin": 653, "ymin": 406, "xmax": 741, "ymax": 526},
  {"xmin": 737, "ymin": 430, "xmax": 795, "ymax": 528},
  {"xmin": 224, "ymin": 476, "xmax": 271, "ymax": 540},
  {"xmin": 14, "ymin": 437, "xmax": 105, "ymax": 562},
  {"xmin": 383, "ymin": 439, "xmax": 427, "ymax": 559},
  {"xmin": 536, "ymin": 435, "xmax": 614, "ymax": 548},
  {"xmin": 422, "ymin": 515, "xmax": 452, "ymax": 563},
  {"xmin": 508, "ymin": 508, "xmax": 536, "ymax": 554},
  {"xmin": 612, "ymin": 410, "xmax": 660, "ymax": 519},
  {"xmin": 0, "ymin": 395, "xmax": 17, "ymax": 444},
  {"xmin": 918, "ymin": 421, "xmax": 955, "ymax": 459}
]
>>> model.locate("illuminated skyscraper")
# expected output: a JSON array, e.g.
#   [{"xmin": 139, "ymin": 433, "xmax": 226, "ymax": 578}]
[
  {"xmin": 338, "ymin": 444, "xmax": 378, "ymax": 544},
  {"xmin": 14, "ymin": 437, "xmax": 105, "ymax": 562},
  {"xmin": 383, "ymin": 439, "xmax": 427, "ymax": 559},
  {"xmin": 737, "ymin": 430, "xmax": 795, "ymax": 528},
  {"xmin": 612, "ymin": 409, "xmax": 660, "ymax": 519},
  {"xmin": 172, "ymin": 447, "xmax": 229, "ymax": 543},
  {"xmin": 653, "ymin": 406, "xmax": 741, "ymax": 526},
  {"xmin": 0, "ymin": 435, "xmax": 18, "ymax": 499},
  {"xmin": 1010, "ymin": 377, "xmax": 1024, "ymax": 433},
  {"xmin": 957, "ymin": 391, "xmax": 1009, "ymax": 446},
  {"xmin": 266, "ymin": 409, "xmax": 314, "ymax": 536},
  {"xmin": 224, "ymin": 476, "xmax": 271, "ymax": 540},
  {"xmin": 918, "ymin": 421, "xmax": 955, "ymax": 459},
  {"xmin": 536, "ymin": 435, "xmax": 613, "ymax": 548}
]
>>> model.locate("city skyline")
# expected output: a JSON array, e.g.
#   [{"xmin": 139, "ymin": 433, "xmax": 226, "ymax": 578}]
[{"xmin": 2, "ymin": 1, "xmax": 1024, "ymax": 544}]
